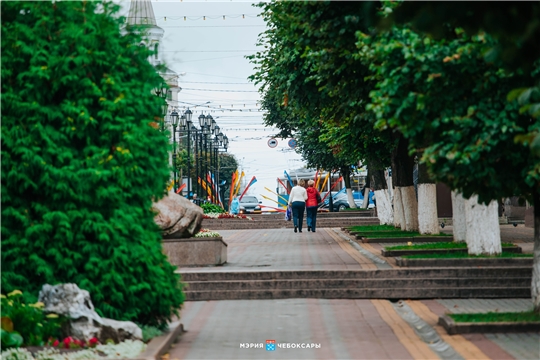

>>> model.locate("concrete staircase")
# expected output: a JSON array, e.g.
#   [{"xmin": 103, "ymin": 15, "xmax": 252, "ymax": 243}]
[
  {"xmin": 180, "ymin": 267, "xmax": 532, "ymax": 301},
  {"xmin": 203, "ymin": 211, "xmax": 379, "ymax": 230}
]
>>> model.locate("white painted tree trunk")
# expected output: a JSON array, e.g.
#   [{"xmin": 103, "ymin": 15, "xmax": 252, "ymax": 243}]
[
  {"xmin": 451, "ymin": 191, "xmax": 467, "ymax": 242},
  {"xmin": 533, "ymin": 239, "xmax": 540, "ymax": 313},
  {"xmin": 532, "ymin": 199, "xmax": 539, "ymax": 313},
  {"xmin": 418, "ymin": 184, "xmax": 439, "ymax": 234},
  {"xmin": 393, "ymin": 187, "xmax": 404, "ymax": 229},
  {"xmin": 401, "ymin": 185, "xmax": 419, "ymax": 231},
  {"xmin": 362, "ymin": 187, "xmax": 370, "ymax": 208},
  {"xmin": 346, "ymin": 188, "xmax": 357, "ymax": 208},
  {"xmin": 375, "ymin": 189, "xmax": 394, "ymax": 225},
  {"xmin": 465, "ymin": 194, "xmax": 502, "ymax": 255}
]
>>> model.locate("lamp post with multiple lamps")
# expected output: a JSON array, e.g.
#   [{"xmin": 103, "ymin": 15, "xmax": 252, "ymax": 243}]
[
  {"xmin": 170, "ymin": 109, "xmax": 228, "ymax": 203},
  {"xmin": 154, "ymin": 83, "xmax": 169, "ymax": 132},
  {"xmin": 170, "ymin": 110, "xmax": 180, "ymax": 192}
]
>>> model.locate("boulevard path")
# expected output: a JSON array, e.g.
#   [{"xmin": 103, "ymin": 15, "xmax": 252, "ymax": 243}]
[{"xmin": 168, "ymin": 226, "xmax": 539, "ymax": 360}]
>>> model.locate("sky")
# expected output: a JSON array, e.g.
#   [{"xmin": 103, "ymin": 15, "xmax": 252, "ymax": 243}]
[{"xmin": 118, "ymin": 0, "xmax": 307, "ymax": 208}]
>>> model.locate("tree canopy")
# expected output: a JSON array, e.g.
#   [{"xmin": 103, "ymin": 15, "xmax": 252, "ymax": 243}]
[{"xmin": 1, "ymin": 0, "xmax": 183, "ymax": 327}]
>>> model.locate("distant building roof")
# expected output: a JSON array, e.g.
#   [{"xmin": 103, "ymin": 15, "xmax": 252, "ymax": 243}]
[{"xmin": 127, "ymin": 0, "xmax": 157, "ymax": 26}]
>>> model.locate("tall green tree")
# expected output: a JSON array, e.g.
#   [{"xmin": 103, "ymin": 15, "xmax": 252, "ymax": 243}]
[
  {"xmin": 372, "ymin": 1, "xmax": 540, "ymax": 312},
  {"xmin": 249, "ymin": 1, "xmax": 392, "ymax": 208},
  {"xmin": 1, "ymin": 1, "xmax": 183, "ymax": 327}
]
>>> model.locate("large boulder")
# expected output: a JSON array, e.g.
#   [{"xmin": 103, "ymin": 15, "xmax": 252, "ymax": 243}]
[
  {"xmin": 38, "ymin": 283, "xmax": 142, "ymax": 342},
  {"xmin": 153, "ymin": 189, "xmax": 203, "ymax": 238}
]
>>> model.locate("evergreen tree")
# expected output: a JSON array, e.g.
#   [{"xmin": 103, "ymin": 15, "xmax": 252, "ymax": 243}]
[{"xmin": 1, "ymin": 1, "xmax": 184, "ymax": 327}]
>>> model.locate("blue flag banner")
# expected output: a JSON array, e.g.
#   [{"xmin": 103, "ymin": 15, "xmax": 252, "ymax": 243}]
[{"xmin": 284, "ymin": 170, "xmax": 294, "ymax": 188}]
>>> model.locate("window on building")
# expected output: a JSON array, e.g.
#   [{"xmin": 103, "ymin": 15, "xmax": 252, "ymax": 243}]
[{"xmin": 154, "ymin": 43, "xmax": 158, "ymax": 60}]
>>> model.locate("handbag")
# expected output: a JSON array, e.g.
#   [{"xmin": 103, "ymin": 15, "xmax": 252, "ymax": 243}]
[
  {"xmin": 285, "ymin": 205, "xmax": 292, "ymax": 221},
  {"xmin": 316, "ymin": 191, "xmax": 322, "ymax": 205}
]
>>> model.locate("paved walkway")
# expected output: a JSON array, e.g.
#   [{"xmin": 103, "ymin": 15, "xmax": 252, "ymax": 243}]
[{"xmin": 169, "ymin": 225, "xmax": 538, "ymax": 360}]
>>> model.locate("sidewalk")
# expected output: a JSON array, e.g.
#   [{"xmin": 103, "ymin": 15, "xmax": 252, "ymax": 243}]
[{"xmin": 169, "ymin": 226, "xmax": 538, "ymax": 360}]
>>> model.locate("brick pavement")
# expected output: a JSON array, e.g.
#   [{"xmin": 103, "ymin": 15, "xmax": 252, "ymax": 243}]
[{"xmin": 169, "ymin": 226, "xmax": 539, "ymax": 360}]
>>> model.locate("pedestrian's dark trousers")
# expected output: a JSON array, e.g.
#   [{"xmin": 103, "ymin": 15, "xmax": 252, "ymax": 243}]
[
  {"xmin": 291, "ymin": 201, "xmax": 306, "ymax": 230},
  {"xmin": 306, "ymin": 206, "xmax": 318, "ymax": 231}
]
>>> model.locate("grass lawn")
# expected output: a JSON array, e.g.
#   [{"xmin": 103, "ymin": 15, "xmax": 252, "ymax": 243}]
[
  {"xmin": 449, "ymin": 311, "xmax": 540, "ymax": 323},
  {"xmin": 386, "ymin": 242, "xmax": 516, "ymax": 250},
  {"xmin": 402, "ymin": 252, "xmax": 532, "ymax": 259},
  {"xmin": 356, "ymin": 231, "xmax": 451, "ymax": 238},
  {"xmin": 349, "ymin": 225, "xmax": 451, "ymax": 238},
  {"xmin": 349, "ymin": 225, "xmax": 397, "ymax": 232}
]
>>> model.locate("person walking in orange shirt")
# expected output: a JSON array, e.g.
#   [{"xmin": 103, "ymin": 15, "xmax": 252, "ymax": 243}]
[{"xmin": 306, "ymin": 180, "xmax": 321, "ymax": 232}]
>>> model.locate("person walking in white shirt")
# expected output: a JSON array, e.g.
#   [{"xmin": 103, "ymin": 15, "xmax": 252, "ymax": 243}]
[{"xmin": 288, "ymin": 179, "xmax": 308, "ymax": 233}]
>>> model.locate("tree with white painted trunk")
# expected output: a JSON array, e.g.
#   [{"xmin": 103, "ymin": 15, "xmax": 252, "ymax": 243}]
[
  {"xmin": 451, "ymin": 191, "xmax": 467, "ymax": 242},
  {"xmin": 371, "ymin": 167, "xmax": 394, "ymax": 225},
  {"xmin": 464, "ymin": 195, "xmax": 502, "ymax": 255},
  {"xmin": 391, "ymin": 135, "xmax": 418, "ymax": 231},
  {"xmin": 417, "ymin": 162, "xmax": 439, "ymax": 235}
]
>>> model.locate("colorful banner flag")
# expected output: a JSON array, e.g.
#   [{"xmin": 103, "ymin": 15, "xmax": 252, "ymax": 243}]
[
  {"xmin": 229, "ymin": 171, "xmax": 237, "ymax": 206},
  {"xmin": 176, "ymin": 183, "xmax": 186, "ymax": 194},
  {"xmin": 239, "ymin": 176, "xmax": 257, "ymax": 201},
  {"xmin": 284, "ymin": 170, "xmax": 294, "ymax": 188},
  {"xmin": 320, "ymin": 171, "xmax": 331, "ymax": 192},
  {"xmin": 320, "ymin": 176, "xmax": 344, "ymax": 203},
  {"xmin": 234, "ymin": 170, "xmax": 245, "ymax": 197},
  {"xmin": 260, "ymin": 194, "xmax": 279, "ymax": 205},
  {"xmin": 277, "ymin": 178, "xmax": 289, "ymax": 194},
  {"xmin": 264, "ymin": 186, "xmax": 289, "ymax": 206}
]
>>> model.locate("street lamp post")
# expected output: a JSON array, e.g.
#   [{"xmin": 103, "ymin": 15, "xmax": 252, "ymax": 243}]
[
  {"xmin": 170, "ymin": 110, "xmax": 180, "ymax": 192},
  {"xmin": 198, "ymin": 113, "xmax": 206, "ymax": 200},
  {"xmin": 184, "ymin": 109, "xmax": 193, "ymax": 198},
  {"xmin": 154, "ymin": 83, "xmax": 168, "ymax": 132}
]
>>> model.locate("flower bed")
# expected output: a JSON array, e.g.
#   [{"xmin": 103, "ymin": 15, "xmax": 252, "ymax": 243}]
[
  {"xmin": 202, "ymin": 213, "xmax": 253, "ymax": 220},
  {"xmin": 193, "ymin": 228, "xmax": 221, "ymax": 238},
  {"xmin": 1, "ymin": 339, "xmax": 147, "ymax": 359}
]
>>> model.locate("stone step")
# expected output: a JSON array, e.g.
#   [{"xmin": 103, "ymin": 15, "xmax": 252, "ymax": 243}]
[
  {"xmin": 180, "ymin": 267, "xmax": 532, "ymax": 282},
  {"xmin": 184, "ymin": 277, "xmax": 531, "ymax": 291},
  {"xmin": 183, "ymin": 286, "xmax": 531, "ymax": 301},
  {"xmin": 252, "ymin": 210, "xmax": 376, "ymax": 219},
  {"xmin": 202, "ymin": 218, "xmax": 380, "ymax": 230}
]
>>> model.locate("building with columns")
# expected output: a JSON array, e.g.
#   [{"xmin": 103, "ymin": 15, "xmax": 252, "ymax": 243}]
[{"xmin": 126, "ymin": 0, "xmax": 181, "ymax": 108}]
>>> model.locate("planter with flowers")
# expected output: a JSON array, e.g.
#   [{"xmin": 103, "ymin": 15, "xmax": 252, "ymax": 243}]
[
  {"xmin": 0, "ymin": 290, "xmax": 150, "ymax": 359},
  {"xmin": 203, "ymin": 212, "xmax": 253, "ymax": 220},
  {"xmin": 162, "ymin": 228, "xmax": 227, "ymax": 267}
]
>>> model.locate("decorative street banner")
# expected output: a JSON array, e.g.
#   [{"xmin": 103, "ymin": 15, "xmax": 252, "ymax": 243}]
[
  {"xmin": 284, "ymin": 170, "xmax": 294, "ymax": 188},
  {"xmin": 239, "ymin": 176, "xmax": 257, "ymax": 201},
  {"xmin": 267, "ymin": 138, "xmax": 278, "ymax": 148}
]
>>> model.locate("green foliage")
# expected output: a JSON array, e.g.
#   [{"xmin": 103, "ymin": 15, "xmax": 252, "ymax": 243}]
[
  {"xmin": 1, "ymin": 291, "xmax": 64, "ymax": 349},
  {"xmin": 200, "ymin": 203, "xmax": 226, "ymax": 214},
  {"xmin": 141, "ymin": 325, "xmax": 164, "ymax": 343},
  {"xmin": 449, "ymin": 311, "xmax": 540, "ymax": 323},
  {"xmin": 217, "ymin": 153, "xmax": 239, "ymax": 206},
  {"xmin": 249, "ymin": 1, "xmax": 392, "ymax": 177},
  {"xmin": 363, "ymin": 25, "xmax": 537, "ymax": 202},
  {"xmin": 403, "ymin": 252, "xmax": 533, "ymax": 259},
  {"xmin": 1, "ymin": 1, "xmax": 184, "ymax": 327}
]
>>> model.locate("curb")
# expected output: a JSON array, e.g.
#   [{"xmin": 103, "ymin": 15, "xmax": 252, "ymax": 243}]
[
  {"xmin": 438, "ymin": 314, "xmax": 540, "ymax": 335},
  {"xmin": 395, "ymin": 257, "xmax": 533, "ymax": 267},
  {"xmin": 134, "ymin": 321, "xmax": 185, "ymax": 360},
  {"xmin": 361, "ymin": 236, "xmax": 452, "ymax": 243},
  {"xmin": 382, "ymin": 246, "xmax": 522, "ymax": 257}
]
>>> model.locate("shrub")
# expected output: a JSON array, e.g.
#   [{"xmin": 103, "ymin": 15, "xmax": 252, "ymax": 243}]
[
  {"xmin": 1, "ymin": 1, "xmax": 184, "ymax": 327},
  {"xmin": 200, "ymin": 203, "xmax": 226, "ymax": 214},
  {"xmin": 0, "ymin": 290, "xmax": 65, "ymax": 350}
]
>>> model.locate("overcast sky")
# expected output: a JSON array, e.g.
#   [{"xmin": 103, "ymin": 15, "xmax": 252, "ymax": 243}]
[{"xmin": 118, "ymin": 0, "xmax": 306, "ymax": 208}]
